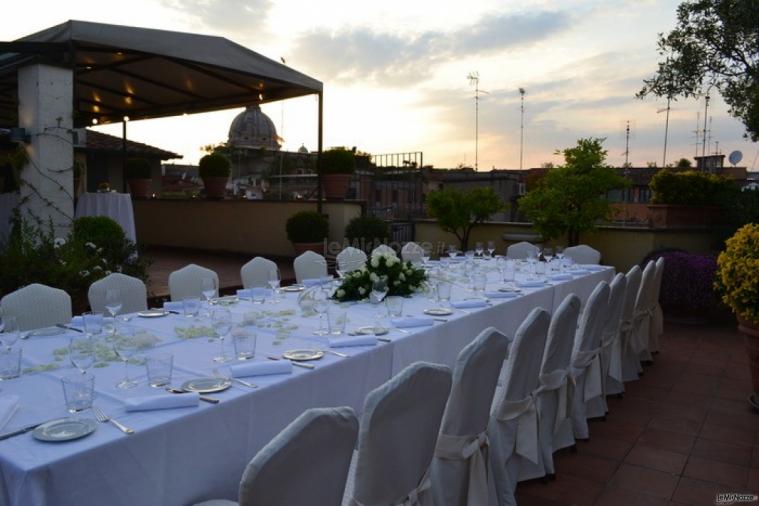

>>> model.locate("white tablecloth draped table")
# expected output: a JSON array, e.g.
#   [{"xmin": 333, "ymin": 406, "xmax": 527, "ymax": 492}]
[
  {"xmin": 0, "ymin": 262, "xmax": 613, "ymax": 506},
  {"xmin": 75, "ymin": 192, "xmax": 136, "ymax": 243}
]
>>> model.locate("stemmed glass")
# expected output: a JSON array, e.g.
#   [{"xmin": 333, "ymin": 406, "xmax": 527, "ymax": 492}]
[
  {"xmin": 475, "ymin": 242, "xmax": 484, "ymax": 258},
  {"xmin": 543, "ymin": 247, "xmax": 554, "ymax": 272},
  {"xmin": 268, "ymin": 268, "xmax": 281, "ymax": 303},
  {"xmin": 496, "ymin": 256, "xmax": 507, "ymax": 283},
  {"xmin": 526, "ymin": 250, "xmax": 538, "ymax": 279},
  {"xmin": 371, "ymin": 278, "xmax": 389, "ymax": 332},
  {"xmin": 104, "ymin": 288, "xmax": 122, "ymax": 319},
  {"xmin": 447, "ymin": 244, "xmax": 458, "ymax": 259},
  {"xmin": 69, "ymin": 334, "xmax": 95, "ymax": 375},
  {"xmin": 312, "ymin": 288, "xmax": 330, "ymax": 336},
  {"xmin": 487, "ymin": 241, "xmax": 496, "ymax": 258},
  {"xmin": 0, "ymin": 315, "xmax": 19, "ymax": 351},
  {"xmin": 201, "ymin": 277, "xmax": 217, "ymax": 303},
  {"xmin": 211, "ymin": 308, "xmax": 232, "ymax": 363},
  {"xmin": 556, "ymin": 246, "xmax": 565, "ymax": 272},
  {"xmin": 113, "ymin": 325, "xmax": 140, "ymax": 389}
]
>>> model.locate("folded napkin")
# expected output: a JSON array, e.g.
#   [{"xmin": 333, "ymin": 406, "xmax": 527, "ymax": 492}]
[
  {"xmin": 0, "ymin": 395, "xmax": 19, "ymax": 431},
  {"xmin": 451, "ymin": 299, "xmax": 489, "ymax": 309},
  {"xmin": 518, "ymin": 279, "xmax": 546, "ymax": 288},
  {"xmin": 163, "ymin": 301, "xmax": 183, "ymax": 312},
  {"xmin": 70, "ymin": 316, "xmax": 84, "ymax": 327},
  {"xmin": 229, "ymin": 360, "xmax": 293, "ymax": 377},
  {"xmin": 549, "ymin": 274, "xmax": 573, "ymax": 281},
  {"xmin": 328, "ymin": 335, "xmax": 377, "ymax": 348},
  {"xmin": 237, "ymin": 287, "xmax": 269, "ymax": 299},
  {"xmin": 485, "ymin": 291, "xmax": 518, "ymax": 299},
  {"xmin": 303, "ymin": 276, "xmax": 335, "ymax": 287},
  {"xmin": 391, "ymin": 317, "xmax": 435, "ymax": 328},
  {"xmin": 124, "ymin": 392, "xmax": 200, "ymax": 412}
]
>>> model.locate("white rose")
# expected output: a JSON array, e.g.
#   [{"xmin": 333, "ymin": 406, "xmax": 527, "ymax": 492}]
[
  {"xmin": 54, "ymin": 237, "xmax": 66, "ymax": 247},
  {"xmin": 337, "ymin": 289, "xmax": 345, "ymax": 298},
  {"xmin": 399, "ymin": 273, "xmax": 406, "ymax": 281},
  {"xmin": 358, "ymin": 287, "xmax": 366, "ymax": 295},
  {"xmin": 393, "ymin": 280, "xmax": 400, "ymax": 286},
  {"xmin": 371, "ymin": 257, "xmax": 380, "ymax": 268},
  {"xmin": 369, "ymin": 273, "xmax": 379, "ymax": 283}
]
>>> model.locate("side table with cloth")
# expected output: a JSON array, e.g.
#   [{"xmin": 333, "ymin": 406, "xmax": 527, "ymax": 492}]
[{"xmin": 75, "ymin": 192, "xmax": 136, "ymax": 243}]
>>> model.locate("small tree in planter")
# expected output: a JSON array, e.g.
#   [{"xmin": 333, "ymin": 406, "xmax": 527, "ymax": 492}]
[
  {"xmin": 286, "ymin": 211, "xmax": 328, "ymax": 255},
  {"xmin": 345, "ymin": 215, "xmax": 389, "ymax": 253},
  {"xmin": 321, "ymin": 147, "xmax": 355, "ymax": 199},
  {"xmin": 199, "ymin": 153, "xmax": 230, "ymax": 199},
  {"xmin": 125, "ymin": 158, "xmax": 152, "ymax": 198},
  {"xmin": 426, "ymin": 187, "xmax": 502, "ymax": 251}
]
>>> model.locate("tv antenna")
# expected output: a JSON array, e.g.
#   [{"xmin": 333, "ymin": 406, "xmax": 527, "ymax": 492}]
[
  {"xmin": 702, "ymin": 92, "xmax": 711, "ymax": 157},
  {"xmin": 519, "ymin": 87, "xmax": 526, "ymax": 170},
  {"xmin": 621, "ymin": 120, "xmax": 634, "ymax": 166},
  {"xmin": 657, "ymin": 97, "xmax": 675, "ymax": 167},
  {"xmin": 467, "ymin": 72, "xmax": 489, "ymax": 170},
  {"xmin": 692, "ymin": 112, "xmax": 701, "ymax": 156}
]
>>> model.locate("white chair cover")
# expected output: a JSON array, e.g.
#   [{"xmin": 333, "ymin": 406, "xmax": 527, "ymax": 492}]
[
  {"xmin": 168, "ymin": 264, "xmax": 219, "ymax": 302},
  {"xmin": 632, "ymin": 261, "xmax": 657, "ymax": 362},
  {"xmin": 505, "ymin": 241, "xmax": 539, "ymax": 260},
  {"xmin": 650, "ymin": 257, "xmax": 665, "ymax": 353},
  {"xmin": 370, "ymin": 244, "xmax": 395, "ymax": 257},
  {"xmin": 0, "ymin": 283, "xmax": 72, "ymax": 331},
  {"xmin": 194, "ymin": 407, "xmax": 359, "ymax": 506},
  {"xmin": 293, "ymin": 251, "xmax": 328, "ymax": 284},
  {"xmin": 569, "ymin": 281, "xmax": 609, "ymax": 440},
  {"xmin": 401, "ymin": 242, "xmax": 425, "ymax": 264},
  {"xmin": 586, "ymin": 273, "xmax": 627, "ymax": 419},
  {"xmin": 519, "ymin": 295, "xmax": 581, "ymax": 481},
  {"xmin": 336, "ymin": 247, "xmax": 368, "ymax": 273},
  {"xmin": 563, "ymin": 245, "xmax": 601, "ymax": 265},
  {"xmin": 489, "ymin": 308, "xmax": 550, "ymax": 506},
  {"xmin": 431, "ymin": 328, "xmax": 509, "ymax": 506},
  {"xmin": 88, "ymin": 273, "xmax": 148, "ymax": 314},
  {"xmin": 346, "ymin": 362, "xmax": 452, "ymax": 506},
  {"xmin": 240, "ymin": 257, "xmax": 278, "ymax": 289},
  {"xmin": 619, "ymin": 266, "xmax": 643, "ymax": 384}
]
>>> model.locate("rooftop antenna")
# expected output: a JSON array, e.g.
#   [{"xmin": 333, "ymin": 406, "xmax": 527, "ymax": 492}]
[
  {"xmin": 702, "ymin": 92, "xmax": 711, "ymax": 157},
  {"xmin": 278, "ymin": 56, "xmax": 286, "ymax": 199},
  {"xmin": 692, "ymin": 111, "xmax": 701, "ymax": 157},
  {"xmin": 519, "ymin": 87, "xmax": 526, "ymax": 170},
  {"xmin": 622, "ymin": 120, "xmax": 631, "ymax": 166},
  {"xmin": 657, "ymin": 96, "xmax": 673, "ymax": 167},
  {"xmin": 467, "ymin": 71, "xmax": 488, "ymax": 170},
  {"xmin": 706, "ymin": 115, "xmax": 713, "ymax": 155}
]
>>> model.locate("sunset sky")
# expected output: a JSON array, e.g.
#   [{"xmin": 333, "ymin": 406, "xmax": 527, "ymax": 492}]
[{"xmin": 4, "ymin": 0, "xmax": 758, "ymax": 170}]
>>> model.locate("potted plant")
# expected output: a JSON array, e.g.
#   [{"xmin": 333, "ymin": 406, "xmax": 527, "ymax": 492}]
[
  {"xmin": 647, "ymin": 170, "xmax": 733, "ymax": 228},
  {"xmin": 125, "ymin": 158, "xmax": 152, "ymax": 199},
  {"xmin": 286, "ymin": 211, "xmax": 328, "ymax": 255},
  {"xmin": 321, "ymin": 147, "xmax": 355, "ymax": 199},
  {"xmin": 199, "ymin": 153, "xmax": 230, "ymax": 200},
  {"xmin": 655, "ymin": 251, "xmax": 719, "ymax": 324},
  {"xmin": 345, "ymin": 215, "xmax": 390, "ymax": 253},
  {"xmin": 715, "ymin": 223, "xmax": 759, "ymax": 410}
]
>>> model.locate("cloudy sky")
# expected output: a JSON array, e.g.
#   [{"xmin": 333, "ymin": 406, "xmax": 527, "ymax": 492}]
[{"xmin": 4, "ymin": 0, "xmax": 758, "ymax": 169}]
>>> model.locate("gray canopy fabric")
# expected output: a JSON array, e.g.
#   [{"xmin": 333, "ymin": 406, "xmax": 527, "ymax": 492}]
[{"xmin": 0, "ymin": 20, "xmax": 323, "ymax": 127}]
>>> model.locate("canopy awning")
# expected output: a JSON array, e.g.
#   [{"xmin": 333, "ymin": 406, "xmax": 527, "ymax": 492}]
[{"xmin": 0, "ymin": 20, "xmax": 323, "ymax": 128}]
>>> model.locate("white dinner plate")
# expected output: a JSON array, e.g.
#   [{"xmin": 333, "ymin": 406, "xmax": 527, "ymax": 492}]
[
  {"xmin": 424, "ymin": 308, "xmax": 454, "ymax": 317},
  {"xmin": 26, "ymin": 326, "xmax": 66, "ymax": 337},
  {"xmin": 282, "ymin": 285, "xmax": 305, "ymax": 292},
  {"xmin": 282, "ymin": 349, "xmax": 325, "ymax": 361},
  {"xmin": 181, "ymin": 377, "xmax": 232, "ymax": 394},
  {"xmin": 33, "ymin": 418, "xmax": 97, "ymax": 442},
  {"xmin": 209, "ymin": 296, "xmax": 238, "ymax": 306},
  {"xmin": 354, "ymin": 326, "xmax": 389, "ymax": 336},
  {"xmin": 137, "ymin": 309, "xmax": 169, "ymax": 318}
]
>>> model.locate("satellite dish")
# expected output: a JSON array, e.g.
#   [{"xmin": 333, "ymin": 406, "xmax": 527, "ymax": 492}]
[{"xmin": 729, "ymin": 150, "xmax": 743, "ymax": 166}]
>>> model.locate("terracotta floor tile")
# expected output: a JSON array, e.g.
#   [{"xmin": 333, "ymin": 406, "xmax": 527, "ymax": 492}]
[
  {"xmin": 683, "ymin": 456, "xmax": 749, "ymax": 488},
  {"xmin": 684, "ymin": 362, "xmax": 724, "ymax": 378},
  {"xmin": 638, "ymin": 428, "xmax": 696, "ymax": 455},
  {"xmin": 580, "ymin": 436, "xmax": 634, "ymax": 461},
  {"xmin": 711, "ymin": 397, "xmax": 756, "ymax": 416},
  {"xmin": 520, "ymin": 473, "xmax": 603, "ymax": 506},
  {"xmin": 672, "ymin": 477, "xmax": 732, "ymax": 505},
  {"xmin": 753, "ymin": 448, "xmax": 759, "ymax": 469},
  {"xmin": 698, "ymin": 422, "xmax": 755, "ymax": 447},
  {"xmin": 724, "ymin": 364, "xmax": 753, "ymax": 381},
  {"xmin": 749, "ymin": 469, "xmax": 759, "ymax": 493},
  {"xmin": 625, "ymin": 445, "xmax": 688, "ymax": 475},
  {"xmin": 513, "ymin": 492, "xmax": 568, "ymax": 506},
  {"xmin": 557, "ymin": 453, "xmax": 620, "ymax": 483},
  {"xmin": 647, "ymin": 415, "xmax": 702, "ymax": 436},
  {"xmin": 716, "ymin": 378, "xmax": 753, "ymax": 402},
  {"xmin": 625, "ymin": 385, "xmax": 672, "ymax": 403},
  {"xmin": 586, "ymin": 421, "xmax": 644, "ymax": 444},
  {"xmin": 608, "ymin": 407, "xmax": 654, "ymax": 428},
  {"xmin": 610, "ymin": 464, "xmax": 679, "ymax": 499},
  {"xmin": 691, "ymin": 438, "xmax": 753, "ymax": 467},
  {"xmin": 594, "ymin": 487, "xmax": 669, "ymax": 506},
  {"xmin": 705, "ymin": 409, "xmax": 757, "ymax": 432}
]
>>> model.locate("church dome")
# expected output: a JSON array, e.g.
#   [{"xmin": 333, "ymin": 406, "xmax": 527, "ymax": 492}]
[
  {"xmin": 298, "ymin": 144, "xmax": 309, "ymax": 154},
  {"xmin": 228, "ymin": 104, "xmax": 280, "ymax": 150}
]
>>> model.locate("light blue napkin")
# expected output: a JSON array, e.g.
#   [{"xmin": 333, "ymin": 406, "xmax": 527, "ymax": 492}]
[
  {"xmin": 303, "ymin": 277, "xmax": 335, "ymax": 287},
  {"xmin": 229, "ymin": 360, "xmax": 292, "ymax": 377},
  {"xmin": 124, "ymin": 392, "xmax": 200, "ymax": 411},
  {"xmin": 451, "ymin": 299, "xmax": 489, "ymax": 309},
  {"xmin": 163, "ymin": 301, "xmax": 183, "ymax": 312},
  {"xmin": 485, "ymin": 291, "xmax": 518, "ymax": 299},
  {"xmin": 391, "ymin": 317, "xmax": 435, "ymax": 328},
  {"xmin": 549, "ymin": 274, "xmax": 573, "ymax": 281},
  {"xmin": 328, "ymin": 335, "xmax": 377, "ymax": 348},
  {"xmin": 518, "ymin": 279, "xmax": 546, "ymax": 288}
]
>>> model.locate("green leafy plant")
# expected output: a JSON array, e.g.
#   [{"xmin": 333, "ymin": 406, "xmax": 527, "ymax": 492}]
[
  {"xmin": 650, "ymin": 170, "xmax": 733, "ymax": 206},
  {"xmin": 286, "ymin": 211, "xmax": 328, "ymax": 243},
  {"xmin": 716, "ymin": 223, "xmax": 759, "ymax": 322},
  {"xmin": 125, "ymin": 158, "xmax": 152, "ymax": 180},
  {"xmin": 199, "ymin": 153, "xmax": 231, "ymax": 178},
  {"xmin": 345, "ymin": 215, "xmax": 389, "ymax": 253},
  {"xmin": 321, "ymin": 147, "xmax": 356, "ymax": 175},
  {"xmin": 332, "ymin": 250, "xmax": 426, "ymax": 302},
  {"xmin": 426, "ymin": 187, "xmax": 503, "ymax": 251},
  {"xmin": 518, "ymin": 138, "xmax": 629, "ymax": 245}
]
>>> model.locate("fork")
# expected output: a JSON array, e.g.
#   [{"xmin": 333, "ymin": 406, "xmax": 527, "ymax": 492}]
[{"xmin": 92, "ymin": 406, "xmax": 135, "ymax": 435}]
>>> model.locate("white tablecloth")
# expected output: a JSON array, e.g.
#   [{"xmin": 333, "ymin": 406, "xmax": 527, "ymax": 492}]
[
  {"xmin": 0, "ymin": 263, "xmax": 613, "ymax": 506},
  {"xmin": 75, "ymin": 193, "xmax": 136, "ymax": 243}
]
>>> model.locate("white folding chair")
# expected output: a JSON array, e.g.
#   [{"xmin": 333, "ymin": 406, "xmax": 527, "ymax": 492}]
[
  {"xmin": 336, "ymin": 247, "xmax": 367, "ymax": 273},
  {"xmin": 0, "ymin": 283, "xmax": 72, "ymax": 331},
  {"xmin": 194, "ymin": 407, "xmax": 358, "ymax": 506},
  {"xmin": 519, "ymin": 294, "xmax": 581, "ymax": 482},
  {"xmin": 505, "ymin": 241, "xmax": 539, "ymax": 260},
  {"xmin": 293, "ymin": 251, "xmax": 328, "ymax": 284},
  {"xmin": 88, "ymin": 273, "xmax": 148, "ymax": 314},
  {"xmin": 619, "ymin": 266, "xmax": 643, "ymax": 384},
  {"xmin": 563, "ymin": 244, "xmax": 601, "ymax": 265},
  {"xmin": 632, "ymin": 261, "xmax": 657, "ymax": 363},
  {"xmin": 650, "ymin": 257, "xmax": 665, "ymax": 354},
  {"xmin": 168, "ymin": 264, "xmax": 219, "ymax": 302},
  {"xmin": 344, "ymin": 362, "xmax": 452, "ymax": 506},
  {"xmin": 430, "ymin": 328, "xmax": 509, "ymax": 506},
  {"xmin": 489, "ymin": 308, "xmax": 550, "ymax": 506},
  {"xmin": 370, "ymin": 244, "xmax": 395, "ymax": 257},
  {"xmin": 401, "ymin": 242, "xmax": 425, "ymax": 264},
  {"xmin": 587, "ymin": 273, "xmax": 627, "ymax": 419},
  {"xmin": 569, "ymin": 281, "xmax": 609, "ymax": 440},
  {"xmin": 240, "ymin": 257, "xmax": 278, "ymax": 289}
]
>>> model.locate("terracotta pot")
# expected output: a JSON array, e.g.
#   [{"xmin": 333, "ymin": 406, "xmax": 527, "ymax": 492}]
[
  {"xmin": 323, "ymin": 174, "xmax": 352, "ymax": 200},
  {"xmin": 737, "ymin": 317, "xmax": 759, "ymax": 408},
  {"xmin": 292, "ymin": 242, "xmax": 324, "ymax": 256},
  {"xmin": 127, "ymin": 178, "xmax": 152, "ymax": 199},
  {"xmin": 202, "ymin": 176, "xmax": 228, "ymax": 199}
]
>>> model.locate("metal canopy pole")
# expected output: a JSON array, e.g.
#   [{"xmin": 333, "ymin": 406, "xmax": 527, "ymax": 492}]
[
  {"xmin": 316, "ymin": 91, "xmax": 323, "ymax": 213},
  {"xmin": 121, "ymin": 119, "xmax": 127, "ymax": 192}
]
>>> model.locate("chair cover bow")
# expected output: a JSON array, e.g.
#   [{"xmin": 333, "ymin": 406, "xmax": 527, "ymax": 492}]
[
  {"xmin": 350, "ymin": 470, "xmax": 432, "ymax": 506},
  {"xmin": 536, "ymin": 369, "xmax": 570, "ymax": 434},
  {"xmin": 495, "ymin": 394, "xmax": 539, "ymax": 464},
  {"xmin": 435, "ymin": 430, "xmax": 490, "ymax": 506},
  {"xmin": 572, "ymin": 346, "xmax": 603, "ymax": 401}
]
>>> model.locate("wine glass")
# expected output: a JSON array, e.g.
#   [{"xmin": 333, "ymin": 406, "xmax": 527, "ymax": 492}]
[
  {"xmin": 113, "ymin": 325, "xmax": 139, "ymax": 389},
  {"xmin": 447, "ymin": 244, "xmax": 458, "ymax": 259},
  {"xmin": 487, "ymin": 240, "xmax": 496, "ymax": 258},
  {"xmin": 312, "ymin": 289, "xmax": 330, "ymax": 336},
  {"xmin": 268, "ymin": 268, "xmax": 281, "ymax": 303},
  {"xmin": 201, "ymin": 277, "xmax": 217, "ymax": 302},
  {"xmin": 496, "ymin": 256, "xmax": 507, "ymax": 283},
  {"xmin": 475, "ymin": 242, "xmax": 484, "ymax": 257},
  {"xmin": 0, "ymin": 315, "xmax": 18, "ymax": 351},
  {"xmin": 556, "ymin": 246, "xmax": 566, "ymax": 272},
  {"xmin": 104, "ymin": 288, "xmax": 122, "ymax": 319},
  {"xmin": 371, "ymin": 278, "xmax": 389, "ymax": 304},
  {"xmin": 526, "ymin": 250, "xmax": 538, "ymax": 278},
  {"xmin": 69, "ymin": 334, "xmax": 95, "ymax": 374},
  {"xmin": 211, "ymin": 308, "xmax": 232, "ymax": 363}
]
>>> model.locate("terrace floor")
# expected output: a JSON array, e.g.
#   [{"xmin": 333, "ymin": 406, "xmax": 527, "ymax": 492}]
[{"xmin": 516, "ymin": 321, "xmax": 759, "ymax": 506}]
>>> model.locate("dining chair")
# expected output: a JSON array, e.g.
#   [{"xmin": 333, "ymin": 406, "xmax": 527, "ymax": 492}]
[
  {"xmin": 293, "ymin": 250, "xmax": 328, "ymax": 284},
  {"xmin": 336, "ymin": 247, "xmax": 367, "ymax": 273},
  {"xmin": 0, "ymin": 283, "xmax": 72, "ymax": 331},
  {"xmin": 88, "ymin": 273, "xmax": 148, "ymax": 314},
  {"xmin": 618, "ymin": 265, "xmax": 643, "ymax": 385},
  {"xmin": 344, "ymin": 362, "xmax": 452, "ymax": 506},
  {"xmin": 587, "ymin": 273, "xmax": 627, "ymax": 419},
  {"xmin": 563, "ymin": 244, "xmax": 601, "ymax": 265},
  {"xmin": 489, "ymin": 307, "xmax": 550, "ymax": 506},
  {"xmin": 519, "ymin": 294, "xmax": 581, "ymax": 482},
  {"xmin": 632, "ymin": 261, "xmax": 657, "ymax": 363},
  {"xmin": 649, "ymin": 257, "xmax": 665, "ymax": 355},
  {"xmin": 240, "ymin": 257, "xmax": 278, "ymax": 289},
  {"xmin": 370, "ymin": 244, "xmax": 395, "ymax": 257},
  {"xmin": 168, "ymin": 264, "xmax": 219, "ymax": 301},
  {"xmin": 505, "ymin": 241, "xmax": 539, "ymax": 260},
  {"xmin": 194, "ymin": 407, "xmax": 358, "ymax": 506},
  {"xmin": 567, "ymin": 281, "xmax": 608, "ymax": 442},
  {"xmin": 401, "ymin": 242, "xmax": 425, "ymax": 264},
  {"xmin": 430, "ymin": 327, "xmax": 509, "ymax": 506}
]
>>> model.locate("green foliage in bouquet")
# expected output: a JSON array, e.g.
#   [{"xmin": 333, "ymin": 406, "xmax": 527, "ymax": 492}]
[{"xmin": 332, "ymin": 251, "xmax": 427, "ymax": 302}]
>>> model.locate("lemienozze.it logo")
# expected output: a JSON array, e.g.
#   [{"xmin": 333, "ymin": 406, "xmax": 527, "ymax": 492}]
[{"xmin": 715, "ymin": 493, "xmax": 758, "ymax": 505}]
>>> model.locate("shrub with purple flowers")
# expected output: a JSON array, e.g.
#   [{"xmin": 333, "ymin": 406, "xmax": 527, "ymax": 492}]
[{"xmin": 656, "ymin": 251, "xmax": 719, "ymax": 316}]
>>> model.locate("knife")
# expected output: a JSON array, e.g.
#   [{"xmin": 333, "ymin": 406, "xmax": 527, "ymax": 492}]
[
  {"xmin": 0, "ymin": 422, "xmax": 42, "ymax": 441},
  {"xmin": 55, "ymin": 324, "xmax": 84, "ymax": 333}
]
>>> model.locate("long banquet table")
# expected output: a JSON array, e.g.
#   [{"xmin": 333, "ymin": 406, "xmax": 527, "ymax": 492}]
[{"xmin": 0, "ymin": 262, "xmax": 613, "ymax": 506}]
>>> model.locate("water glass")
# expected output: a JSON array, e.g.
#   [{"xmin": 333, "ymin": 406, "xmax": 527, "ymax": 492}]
[
  {"xmin": 145, "ymin": 353, "xmax": 173, "ymax": 387},
  {"xmin": 329, "ymin": 306, "xmax": 348, "ymax": 335},
  {"xmin": 371, "ymin": 278, "xmax": 389, "ymax": 304},
  {"xmin": 113, "ymin": 324, "xmax": 139, "ymax": 389},
  {"xmin": 104, "ymin": 288, "xmax": 122, "ymax": 318},
  {"xmin": 250, "ymin": 287, "xmax": 267, "ymax": 304},
  {"xmin": 312, "ymin": 289, "xmax": 330, "ymax": 336},
  {"xmin": 0, "ymin": 348, "xmax": 21, "ymax": 379},
  {"xmin": 543, "ymin": 247, "xmax": 554, "ymax": 262},
  {"xmin": 61, "ymin": 373, "xmax": 94, "ymax": 413},
  {"xmin": 201, "ymin": 277, "xmax": 217, "ymax": 301},
  {"xmin": 231, "ymin": 328, "xmax": 256, "ymax": 360},
  {"xmin": 83, "ymin": 311, "xmax": 104, "ymax": 336},
  {"xmin": 472, "ymin": 271, "xmax": 487, "ymax": 293},
  {"xmin": 0, "ymin": 315, "xmax": 18, "ymax": 350},
  {"xmin": 436, "ymin": 281, "xmax": 452, "ymax": 305},
  {"xmin": 385, "ymin": 296, "xmax": 404, "ymax": 318},
  {"xmin": 182, "ymin": 297, "xmax": 201, "ymax": 318}
]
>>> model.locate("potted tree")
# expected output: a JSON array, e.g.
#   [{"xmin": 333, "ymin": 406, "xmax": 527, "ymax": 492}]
[
  {"xmin": 648, "ymin": 170, "xmax": 733, "ymax": 228},
  {"xmin": 321, "ymin": 147, "xmax": 355, "ymax": 199},
  {"xmin": 716, "ymin": 223, "xmax": 759, "ymax": 410},
  {"xmin": 199, "ymin": 153, "xmax": 230, "ymax": 200},
  {"xmin": 125, "ymin": 158, "xmax": 152, "ymax": 199},
  {"xmin": 286, "ymin": 211, "xmax": 328, "ymax": 255},
  {"xmin": 345, "ymin": 215, "xmax": 389, "ymax": 253}
]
